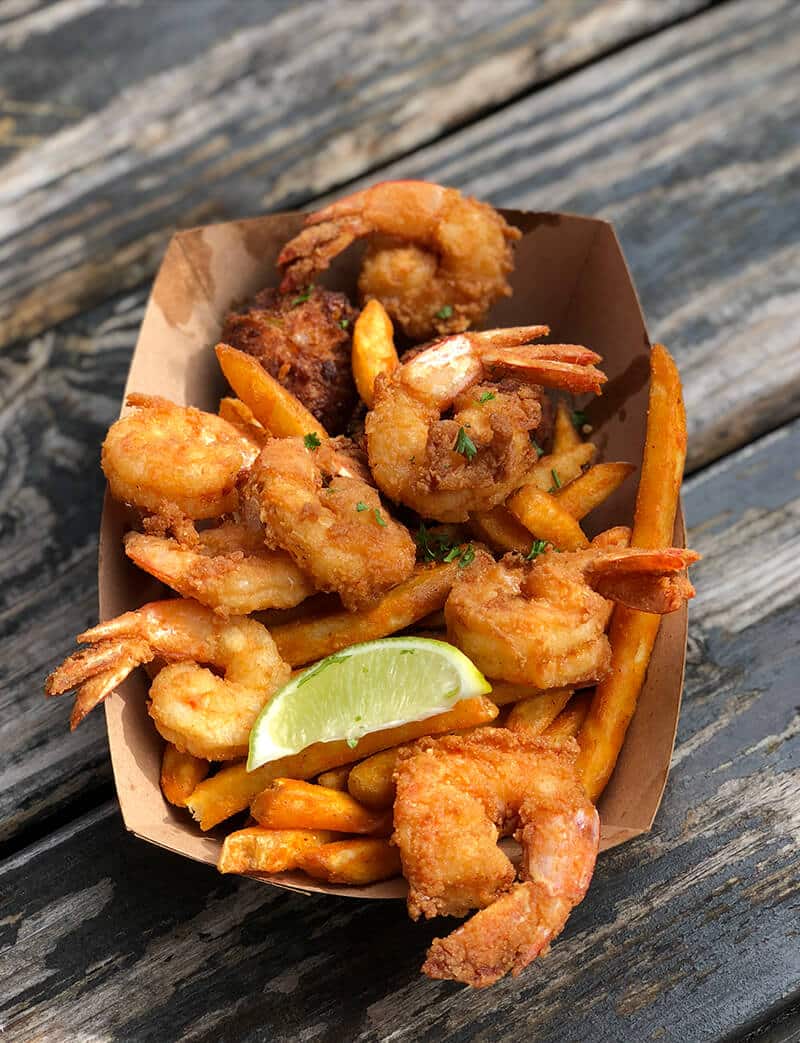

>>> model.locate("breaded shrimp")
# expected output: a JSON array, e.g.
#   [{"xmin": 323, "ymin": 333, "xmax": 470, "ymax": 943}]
[
  {"xmin": 102, "ymin": 394, "xmax": 258, "ymax": 520},
  {"xmin": 243, "ymin": 436, "xmax": 415, "ymax": 611},
  {"xmin": 445, "ymin": 544, "xmax": 699, "ymax": 688},
  {"xmin": 393, "ymin": 729, "xmax": 599, "ymax": 987},
  {"xmin": 124, "ymin": 521, "xmax": 315, "ymax": 616},
  {"xmin": 365, "ymin": 327, "xmax": 606, "ymax": 522},
  {"xmin": 45, "ymin": 599, "xmax": 290, "ymax": 759},
  {"xmin": 278, "ymin": 181, "xmax": 522, "ymax": 340}
]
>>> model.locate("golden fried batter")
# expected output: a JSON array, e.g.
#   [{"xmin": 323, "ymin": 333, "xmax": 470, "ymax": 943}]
[{"xmin": 221, "ymin": 286, "xmax": 358, "ymax": 434}]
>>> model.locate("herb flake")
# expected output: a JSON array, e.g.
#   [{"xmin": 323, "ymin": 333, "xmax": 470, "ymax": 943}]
[
  {"xmin": 550, "ymin": 468, "xmax": 562, "ymax": 490},
  {"xmin": 526, "ymin": 539, "xmax": 549, "ymax": 560},
  {"xmin": 435, "ymin": 304, "xmax": 454, "ymax": 320},
  {"xmin": 478, "ymin": 391, "xmax": 496, "ymax": 403},
  {"xmin": 303, "ymin": 432, "xmax": 321, "ymax": 451},
  {"xmin": 290, "ymin": 285, "xmax": 314, "ymax": 307},
  {"xmin": 339, "ymin": 317, "xmax": 350, "ymax": 330},
  {"xmin": 530, "ymin": 436, "xmax": 544, "ymax": 457},
  {"xmin": 454, "ymin": 426, "xmax": 477, "ymax": 461},
  {"xmin": 572, "ymin": 409, "xmax": 587, "ymax": 428},
  {"xmin": 373, "ymin": 508, "xmax": 387, "ymax": 527},
  {"xmin": 355, "ymin": 501, "xmax": 369, "ymax": 512}
]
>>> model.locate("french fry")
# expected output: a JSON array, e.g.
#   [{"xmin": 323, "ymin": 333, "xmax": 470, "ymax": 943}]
[
  {"xmin": 469, "ymin": 506, "xmax": 532, "ymax": 555},
  {"xmin": 160, "ymin": 744, "xmax": 209, "ymax": 807},
  {"xmin": 578, "ymin": 344, "xmax": 688, "ymax": 801},
  {"xmin": 543, "ymin": 691, "xmax": 592, "ymax": 742},
  {"xmin": 300, "ymin": 837, "xmax": 402, "ymax": 885},
  {"xmin": 556, "ymin": 462, "xmax": 635, "ymax": 520},
  {"xmin": 352, "ymin": 299, "xmax": 398, "ymax": 408},
  {"xmin": 507, "ymin": 486, "xmax": 589, "ymax": 550},
  {"xmin": 552, "ymin": 400, "xmax": 582, "ymax": 453},
  {"xmin": 506, "ymin": 689, "xmax": 574, "ymax": 736},
  {"xmin": 218, "ymin": 395, "xmax": 271, "ymax": 445},
  {"xmin": 186, "ymin": 695, "xmax": 498, "ymax": 829},
  {"xmin": 218, "ymin": 826, "xmax": 336, "ymax": 874},
  {"xmin": 523, "ymin": 441, "xmax": 596, "ymax": 491},
  {"xmin": 252, "ymin": 779, "xmax": 391, "ymax": 834},
  {"xmin": 488, "ymin": 681, "xmax": 558, "ymax": 706},
  {"xmin": 347, "ymin": 748, "xmax": 399, "ymax": 810},
  {"xmin": 317, "ymin": 765, "xmax": 351, "ymax": 791},
  {"xmin": 215, "ymin": 342, "xmax": 327, "ymax": 439},
  {"xmin": 272, "ymin": 562, "xmax": 460, "ymax": 667}
]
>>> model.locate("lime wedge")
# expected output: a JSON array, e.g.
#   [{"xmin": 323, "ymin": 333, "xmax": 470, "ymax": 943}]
[{"xmin": 247, "ymin": 637, "xmax": 491, "ymax": 770}]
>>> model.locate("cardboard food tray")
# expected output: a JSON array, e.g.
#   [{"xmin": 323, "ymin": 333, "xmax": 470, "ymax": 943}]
[{"xmin": 100, "ymin": 208, "xmax": 688, "ymax": 898}]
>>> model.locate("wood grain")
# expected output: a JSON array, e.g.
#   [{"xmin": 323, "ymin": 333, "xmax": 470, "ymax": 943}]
[
  {"xmin": 0, "ymin": 0, "xmax": 713, "ymax": 349},
  {"xmin": 351, "ymin": 0, "xmax": 800, "ymax": 470},
  {"xmin": 2, "ymin": 414, "xmax": 799, "ymax": 1041}
]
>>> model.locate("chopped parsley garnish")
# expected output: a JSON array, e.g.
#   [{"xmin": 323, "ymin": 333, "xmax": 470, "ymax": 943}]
[
  {"xmin": 339, "ymin": 317, "xmax": 350, "ymax": 329},
  {"xmin": 303, "ymin": 432, "xmax": 321, "ymax": 451},
  {"xmin": 526, "ymin": 539, "xmax": 549, "ymax": 560},
  {"xmin": 458, "ymin": 544, "xmax": 476, "ymax": 568},
  {"xmin": 373, "ymin": 508, "xmax": 387, "ymax": 527},
  {"xmin": 435, "ymin": 304, "xmax": 454, "ymax": 320},
  {"xmin": 355, "ymin": 501, "xmax": 369, "ymax": 512},
  {"xmin": 454, "ymin": 426, "xmax": 477, "ymax": 461},
  {"xmin": 530, "ymin": 436, "xmax": 544, "ymax": 457},
  {"xmin": 550, "ymin": 468, "xmax": 562, "ymax": 490},
  {"xmin": 346, "ymin": 737, "xmax": 359, "ymax": 749},
  {"xmin": 290, "ymin": 285, "xmax": 314, "ymax": 307},
  {"xmin": 443, "ymin": 546, "xmax": 463, "ymax": 563},
  {"xmin": 478, "ymin": 391, "xmax": 496, "ymax": 403},
  {"xmin": 572, "ymin": 409, "xmax": 587, "ymax": 428}
]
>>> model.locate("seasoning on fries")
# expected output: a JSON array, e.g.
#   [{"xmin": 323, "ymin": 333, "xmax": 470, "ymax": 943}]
[{"xmin": 44, "ymin": 181, "xmax": 698, "ymax": 989}]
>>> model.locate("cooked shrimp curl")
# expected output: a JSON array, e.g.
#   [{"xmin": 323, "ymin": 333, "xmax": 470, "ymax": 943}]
[
  {"xmin": 243, "ymin": 437, "xmax": 416, "ymax": 611},
  {"xmin": 278, "ymin": 181, "xmax": 522, "ymax": 340},
  {"xmin": 102, "ymin": 395, "xmax": 258, "ymax": 520},
  {"xmin": 124, "ymin": 522, "xmax": 316, "ymax": 616},
  {"xmin": 393, "ymin": 729, "xmax": 599, "ymax": 987},
  {"xmin": 365, "ymin": 327, "xmax": 606, "ymax": 522},
  {"xmin": 45, "ymin": 599, "xmax": 290, "ymax": 759},
  {"xmin": 445, "ymin": 544, "xmax": 699, "ymax": 688}
]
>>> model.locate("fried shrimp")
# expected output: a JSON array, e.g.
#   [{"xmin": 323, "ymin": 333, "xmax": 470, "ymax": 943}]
[
  {"xmin": 124, "ymin": 521, "xmax": 315, "ymax": 616},
  {"xmin": 102, "ymin": 395, "xmax": 258, "ymax": 520},
  {"xmin": 445, "ymin": 544, "xmax": 699, "ymax": 688},
  {"xmin": 45, "ymin": 599, "xmax": 290, "ymax": 758},
  {"xmin": 243, "ymin": 436, "xmax": 415, "ymax": 611},
  {"xmin": 364, "ymin": 327, "xmax": 606, "ymax": 522},
  {"xmin": 393, "ymin": 729, "xmax": 599, "ymax": 987},
  {"xmin": 278, "ymin": 181, "xmax": 522, "ymax": 340}
]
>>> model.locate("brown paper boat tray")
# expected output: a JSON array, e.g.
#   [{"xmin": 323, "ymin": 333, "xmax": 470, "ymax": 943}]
[{"xmin": 100, "ymin": 208, "xmax": 687, "ymax": 898}]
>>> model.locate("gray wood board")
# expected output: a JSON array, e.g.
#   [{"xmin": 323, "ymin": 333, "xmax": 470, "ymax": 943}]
[
  {"xmin": 342, "ymin": 0, "xmax": 800, "ymax": 470},
  {"xmin": 0, "ymin": 0, "xmax": 713, "ymax": 349},
  {"xmin": 2, "ymin": 414, "xmax": 799, "ymax": 1040}
]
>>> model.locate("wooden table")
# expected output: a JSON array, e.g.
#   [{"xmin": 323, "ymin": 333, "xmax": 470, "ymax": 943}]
[{"xmin": 2, "ymin": 1, "xmax": 799, "ymax": 1039}]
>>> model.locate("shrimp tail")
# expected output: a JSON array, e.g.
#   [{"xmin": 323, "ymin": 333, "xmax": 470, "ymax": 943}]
[
  {"xmin": 584, "ymin": 547, "xmax": 701, "ymax": 614},
  {"xmin": 278, "ymin": 217, "xmax": 368, "ymax": 292}
]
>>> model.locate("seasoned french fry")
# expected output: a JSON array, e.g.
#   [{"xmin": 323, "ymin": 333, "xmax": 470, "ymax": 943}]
[
  {"xmin": 507, "ymin": 486, "xmax": 589, "ymax": 550},
  {"xmin": 552, "ymin": 400, "xmax": 582, "ymax": 453},
  {"xmin": 347, "ymin": 748, "xmax": 398, "ymax": 810},
  {"xmin": 251, "ymin": 779, "xmax": 391, "ymax": 834},
  {"xmin": 556, "ymin": 462, "xmax": 635, "ymax": 520},
  {"xmin": 523, "ymin": 441, "xmax": 596, "ymax": 491},
  {"xmin": 506, "ymin": 689, "xmax": 574, "ymax": 737},
  {"xmin": 352, "ymin": 299, "xmax": 398, "ymax": 408},
  {"xmin": 488, "ymin": 681, "xmax": 556, "ymax": 706},
  {"xmin": 300, "ymin": 837, "xmax": 402, "ymax": 885},
  {"xmin": 543, "ymin": 691, "xmax": 592, "ymax": 742},
  {"xmin": 317, "ymin": 765, "xmax": 351, "ymax": 791},
  {"xmin": 218, "ymin": 826, "xmax": 336, "ymax": 874},
  {"xmin": 578, "ymin": 344, "xmax": 688, "ymax": 801},
  {"xmin": 186, "ymin": 695, "xmax": 498, "ymax": 829},
  {"xmin": 272, "ymin": 562, "xmax": 460, "ymax": 667},
  {"xmin": 215, "ymin": 342, "xmax": 327, "ymax": 439},
  {"xmin": 469, "ymin": 506, "xmax": 532, "ymax": 555},
  {"xmin": 218, "ymin": 395, "xmax": 271, "ymax": 443},
  {"xmin": 160, "ymin": 744, "xmax": 209, "ymax": 807}
]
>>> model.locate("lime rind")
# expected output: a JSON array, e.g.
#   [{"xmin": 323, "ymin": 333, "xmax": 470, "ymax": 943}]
[{"xmin": 247, "ymin": 637, "xmax": 491, "ymax": 770}]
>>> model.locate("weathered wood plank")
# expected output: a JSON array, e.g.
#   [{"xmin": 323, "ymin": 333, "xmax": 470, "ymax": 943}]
[
  {"xmin": 0, "ymin": 290, "xmax": 144, "ymax": 849},
  {"xmin": 2, "ymin": 414, "xmax": 799, "ymax": 1042},
  {"xmin": 353, "ymin": 0, "xmax": 800, "ymax": 470},
  {"xmin": 0, "ymin": 0, "xmax": 713, "ymax": 348}
]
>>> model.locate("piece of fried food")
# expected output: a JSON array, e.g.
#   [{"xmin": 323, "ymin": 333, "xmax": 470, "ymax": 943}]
[{"xmin": 220, "ymin": 286, "xmax": 357, "ymax": 434}]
